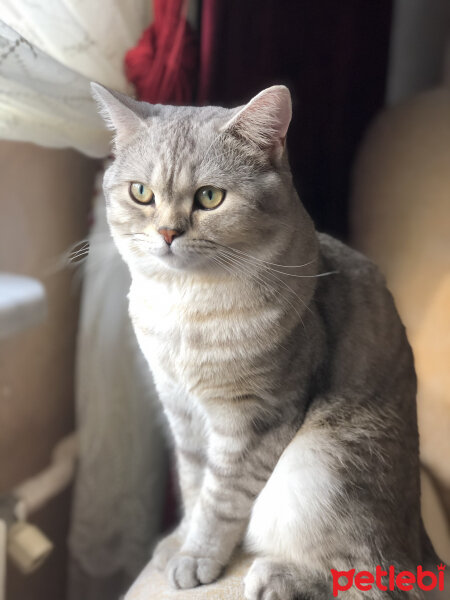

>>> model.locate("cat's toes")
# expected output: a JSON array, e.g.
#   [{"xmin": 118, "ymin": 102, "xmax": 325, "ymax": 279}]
[
  {"xmin": 152, "ymin": 530, "xmax": 183, "ymax": 571},
  {"xmin": 244, "ymin": 558, "xmax": 297, "ymax": 600},
  {"xmin": 166, "ymin": 553, "xmax": 222, "ymax": 589}
]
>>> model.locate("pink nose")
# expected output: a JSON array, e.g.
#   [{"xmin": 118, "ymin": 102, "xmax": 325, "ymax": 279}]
[{"xmin": 158, "ymin": 228, "xmax": 182, "ymax": 245}]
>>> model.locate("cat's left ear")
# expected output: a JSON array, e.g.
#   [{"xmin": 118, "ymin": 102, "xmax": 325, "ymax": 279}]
[
  {"xmin": 91, "ymin": 82, "xmax": 155, "ymax": 146},
  {"xmin": 221, "ymin": 85, "xmax": 292, "ymax": 159}
]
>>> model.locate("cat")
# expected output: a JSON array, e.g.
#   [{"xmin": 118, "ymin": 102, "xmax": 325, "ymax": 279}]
[{"xmin": 91, "ymin": 82, "xmax": 439, "ymax": 599}]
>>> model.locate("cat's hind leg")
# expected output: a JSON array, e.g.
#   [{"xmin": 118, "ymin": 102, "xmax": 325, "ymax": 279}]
[
  {"xmin": 244, "ymin": 558, "xmax": 423, "ymax": 600},
  {"xmin": 244, "ymin": 397, "xmax": 423, "ymax": 600},
  {"xmin": 244, "ymin": 424, "xmax": 343, "ymax": 599}
]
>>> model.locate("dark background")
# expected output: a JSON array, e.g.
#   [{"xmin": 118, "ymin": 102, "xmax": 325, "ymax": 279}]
[{"xmin": 197, "ymin": 0, "xmax": 393, "ymax": 240}]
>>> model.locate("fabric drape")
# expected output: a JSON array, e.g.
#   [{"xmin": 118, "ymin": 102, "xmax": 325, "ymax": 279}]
[
  {"xmin": 125, "ymin": 0, "xmax": 197, "ymax": 104},
  {"xmin": 0, "ymin": 0, "xmax": 150, "ymax": 156},
  {"xmin": 0, "ymin": 3, "xmax": 171, "ymax": 600},
  {"xmin": 0, "ymin": 20, "xmax": 108, "ymax": 157}
]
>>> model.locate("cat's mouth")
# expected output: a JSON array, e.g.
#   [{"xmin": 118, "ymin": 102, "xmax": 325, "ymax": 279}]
[
  {"xmin": 155, "ymin": 241, "xmax": 206, "ymax": 271},
  {"xmin": 126, "ymin": 233, "xmax": 220, "ymax": 272}
]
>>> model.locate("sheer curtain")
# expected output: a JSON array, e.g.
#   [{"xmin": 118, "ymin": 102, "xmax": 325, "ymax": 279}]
[
  {"xmin": 0, "ymin": 19, "xmax": 108, "ymax": 157},
  {"xmin": 0, "ymin": 3, "xmax": 169, "ymax": 599},
  {"xmin": 0, "ymin": 0, "xmax": 149, "ymax": 155}
]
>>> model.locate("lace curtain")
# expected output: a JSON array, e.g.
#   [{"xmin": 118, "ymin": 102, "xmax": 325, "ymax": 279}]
[
  {"xmin": 0, "ymin": 20, "xmax": 108, "ymax": 157},
  {"xmin": 0, "ymin": 0, "xmax": 149, "ymax": 155},
  {"xmin": 0, "ymin": 3, "xmax": 169, "ymax": 600}
]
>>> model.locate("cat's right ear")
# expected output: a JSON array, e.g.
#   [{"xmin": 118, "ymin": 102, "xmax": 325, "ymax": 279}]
[
  {"xmin": 221, "ymin": 85, "xmax": 292, "ymax": 159},
  {"xmin": 90, "ymin": 82, "xmax": 150, "ymax": 146}
]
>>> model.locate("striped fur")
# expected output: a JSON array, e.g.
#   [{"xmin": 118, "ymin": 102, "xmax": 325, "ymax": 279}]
[{"xmin": 92, "ymin": 84, "xmax": 439, "ymax": 599}]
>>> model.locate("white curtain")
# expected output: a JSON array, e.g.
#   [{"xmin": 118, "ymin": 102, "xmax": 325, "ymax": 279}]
[
  {"xmin": 70, "ymin": 186, "xmax": 167, "ymax": 600},
  {"xmin": 0, "ymin": 20, "xmax": 108, "ymax": 157},
  {"xmin": 0, "ymin": 0, "xmax": 149, "ymax": 155},
  {"xmin": 0, "ymin": 3, "xmax": 168, "ymax": 599}
]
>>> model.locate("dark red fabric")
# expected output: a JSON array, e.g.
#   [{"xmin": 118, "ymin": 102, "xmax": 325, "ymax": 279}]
[
  {"xmin": 197, "ymin": 0, "xmax": 393, "ymax": 239},
  {"xmin": 125, "ymin": 0, "xmax": 197, "ymax": 104}
]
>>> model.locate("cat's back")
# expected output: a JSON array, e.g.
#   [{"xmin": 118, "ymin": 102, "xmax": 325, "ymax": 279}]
[
  {"xmin": 317, "ymin": 232, "xmax": 383, "ymax": 285},
  {"xmin": 314, "ymin": 233, "xmax": 416, "ymax": 396},
  {"xmin": 316, "ymin": 231, "xmax": 392, "ymax": 323}
]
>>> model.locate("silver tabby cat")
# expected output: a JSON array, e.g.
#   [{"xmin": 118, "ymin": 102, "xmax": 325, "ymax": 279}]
[{"xmin": 92, "ymin": 83, "xmax": 438, "ymax": 599}]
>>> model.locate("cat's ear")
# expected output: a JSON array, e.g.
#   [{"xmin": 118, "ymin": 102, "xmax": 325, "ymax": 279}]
[
  {"xmin": 221, "ymin": 85, "xmax": 292, "ymax": 158},
  {"xmin": 90, "ymin": 82, "xmax": 153, "ymax": 146}
]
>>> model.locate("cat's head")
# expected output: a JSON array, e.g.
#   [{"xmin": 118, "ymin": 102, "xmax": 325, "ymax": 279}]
[{"xmin": 92, "ymin": 83, "xmax": 314, "ymax": 277}]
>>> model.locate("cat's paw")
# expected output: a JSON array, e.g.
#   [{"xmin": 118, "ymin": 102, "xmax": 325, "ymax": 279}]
[
  {"xmin": 166, "ymin": 553, "xmax": 223, "ymax": 589},
  {"xmin": 152, "ymin": 530, "xmax": 184, "ymax": 571},
  {"xmin": 244, "ymin": 558, "xmax": 298, "ymax": 600}
]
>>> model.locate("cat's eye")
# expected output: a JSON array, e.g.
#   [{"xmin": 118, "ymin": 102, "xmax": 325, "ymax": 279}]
[
  {"xmin": 194, "ymin": 186, "xmax": 225, "ymax": 210},
  {"xmin": 129, "ymin": 182, "xmax": 154, "ymax": 205}
]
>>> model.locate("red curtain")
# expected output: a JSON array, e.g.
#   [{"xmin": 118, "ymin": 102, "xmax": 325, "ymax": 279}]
[{"xmin": 125, "ymin": 0, "xmax": 197, "ymax": 104}]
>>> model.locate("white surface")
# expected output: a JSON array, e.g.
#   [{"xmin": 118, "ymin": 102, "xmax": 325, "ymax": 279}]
[
  {"xmin": 0, "ymin": 273, "xmax": 46, "ymax": 339},
  {"xmin": 125, "ymin": 554, "xmax": 253, "ymax": 600}
]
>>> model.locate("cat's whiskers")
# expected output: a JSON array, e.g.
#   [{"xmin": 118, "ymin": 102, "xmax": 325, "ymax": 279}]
[
  {"xmin": 53, "ymin": 239, "xmax": 91, "ymax": 270},
  {"xmin": 214, "ymin": 241, "xmax": 318, "ymax": 270},
  {"xmin": 216, "ymin": 252, "xmax": 274, "ymax": 292},
  {"xmin": 68, "ymin": 249, "xmax": 89, "ymax": 263},
  {"xmin": 123, "ymin": 232, "xmax": 149, "ymax": 238},
  {"xmin": 208, "ymin": 254, "xmax": 295, "ymax": 346},
  {"xmin": 223, "ymin": 247, "xmax": 337, "ymax": 280},
  {"xmin": 218, "ymin": 249, "xmax": 312, "ymax": 316},
  {"xmin": 219, "ymin": 256, "xmax": 307, "ymax": 336},
  {"xmin": 44, "ymin": 234, "xmax": 117, "ymax": 278},
  {"xmin": 185, "ymin": 240, "xmax": 300, "ymax": 310},
  {"xmin": 216, "ymin": 250, "xmax": 306, "ymax": 328},
  {"xmin": 209, "ymin": 254, "xmax": 247, "ymax": 283}
]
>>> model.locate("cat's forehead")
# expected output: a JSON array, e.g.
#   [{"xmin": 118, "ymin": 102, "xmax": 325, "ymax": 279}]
[
  {"xmin": 124, "ymin": 105, "xmax": 243, "ymax": 187},
  {"xmin": 146, "ymin": 106, "xmax": 228, "ymax": 155}
]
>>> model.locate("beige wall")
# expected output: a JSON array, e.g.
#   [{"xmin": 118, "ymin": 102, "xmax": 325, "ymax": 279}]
[{"xmin": 0, "ymin": 141, "xmax": 98, "ymax": 600}]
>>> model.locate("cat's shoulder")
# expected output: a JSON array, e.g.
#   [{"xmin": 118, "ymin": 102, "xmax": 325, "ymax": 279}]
[{"xmin": 317, "ymin": 232, "xmax": 385, "ymax": 287}]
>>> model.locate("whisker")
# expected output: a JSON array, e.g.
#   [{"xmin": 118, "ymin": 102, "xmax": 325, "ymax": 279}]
[
  {"xmin": 217, "ymin": 251, "xmax": 278, "ymax": 294},
  {"xmin": 222, "ymin": 248, "xmax": 336, "ymax": 279},
  {"xmin": 209, "ymin": 256, "xmax": 238, "ymax": 279},
  {"xmin": 217, "ymin": 250, "xmax": 307, "ymax": 328},
  {"xmin": 215, "ymin": 242, "xmax": 318, "ymax": 270},
  {"xmin": 218, "ymin": 249, "xmax": 312, "ymax": 313},
  {"xmin": 69, "ymin": 253, "xmax": 89, "ymax": 264},
  {"xmin": 68, "ymin": 247, "xmax": 90, "ymax": 260}
]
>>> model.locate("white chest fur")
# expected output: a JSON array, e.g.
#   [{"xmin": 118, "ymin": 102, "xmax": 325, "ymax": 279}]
[{"xmin": 128, "ymin": 272, "xmax": 286, "ymax": 402}]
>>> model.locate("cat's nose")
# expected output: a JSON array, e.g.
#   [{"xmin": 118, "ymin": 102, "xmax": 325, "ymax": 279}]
[{"xmin": 158, "ymin": 227, "xmax": 183, "ymax": 245}]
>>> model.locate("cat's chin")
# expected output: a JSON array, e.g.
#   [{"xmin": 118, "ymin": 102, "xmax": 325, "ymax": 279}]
[{"xmin": 153, "ymin": 250, "xmax": 211, "ymax": 273}]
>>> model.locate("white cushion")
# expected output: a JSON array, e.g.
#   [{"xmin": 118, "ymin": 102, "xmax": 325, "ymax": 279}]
[{"xmin": 125, "ymin": 553, "xmax": 253, "ymax": 600}]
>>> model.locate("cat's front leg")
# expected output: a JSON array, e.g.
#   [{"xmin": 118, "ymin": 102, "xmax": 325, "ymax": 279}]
[
  {"xmin": 152, "ymin": 402, "xmax": 206, "ymax": 571},
  {"xmin": 166, "ymin": 409, "xmax": 277, "ymax": 589},
  {"xmin": 152, "ymin": 444, "xmax": 205, "ymax": 571}
]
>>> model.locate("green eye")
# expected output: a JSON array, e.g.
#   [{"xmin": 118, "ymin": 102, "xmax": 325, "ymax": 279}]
[
  {"xmin": 194, "ymin": 186, "xmax": 226, "ymax": 210},
  {"xmin": 129, "ymin": 182, "xmax": 154, "ymax": 205}
]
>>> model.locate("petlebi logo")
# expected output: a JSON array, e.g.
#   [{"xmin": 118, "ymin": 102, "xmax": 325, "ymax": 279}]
[{"xmin": 331, "ymin": 564, "xmax": 446, "ymax": 597}]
